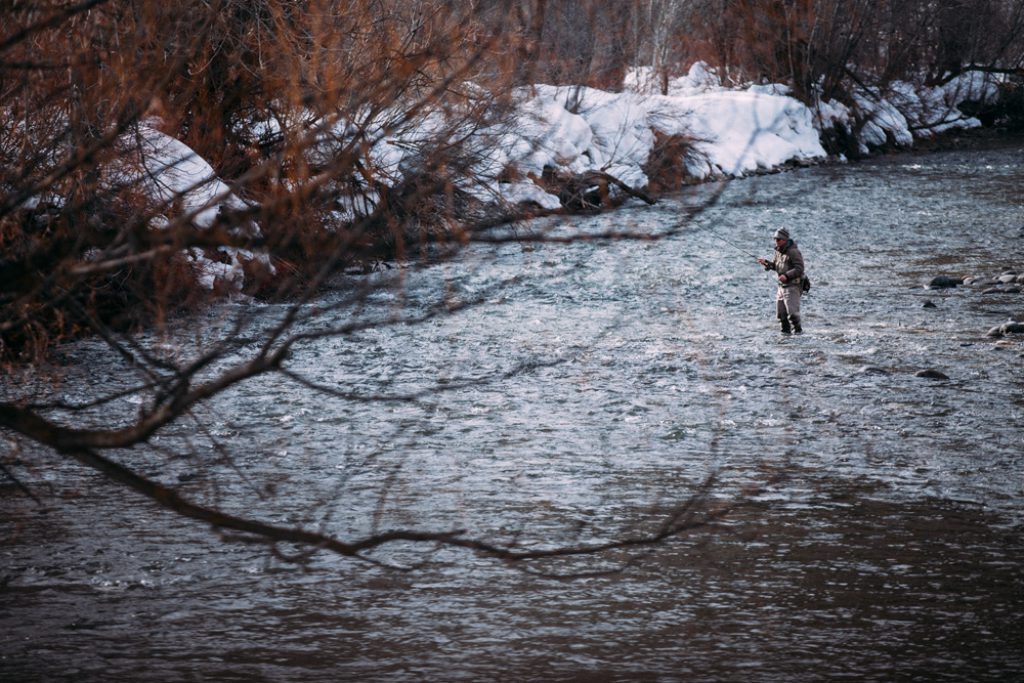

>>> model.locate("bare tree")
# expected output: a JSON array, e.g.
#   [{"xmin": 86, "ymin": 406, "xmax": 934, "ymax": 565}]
[
  {"xmin": 0, "ymin": 0, "xmax": 750, "ymax": 576},
  {"xmin": 671, "ymin": 0, "xmax": 1024, "ymax": 102}
]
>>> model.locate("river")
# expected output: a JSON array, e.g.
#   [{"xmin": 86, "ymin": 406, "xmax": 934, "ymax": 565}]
[{"xmin": 2, "ymin": 140, "xmax": 1023, "ymax": 681}]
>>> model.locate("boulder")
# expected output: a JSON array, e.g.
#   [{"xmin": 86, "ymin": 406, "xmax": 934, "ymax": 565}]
[
  {"xmin": 986, "ymin": 321, "xmax": 1024, "ymax": 337},
  {"xmin": 915, "ymin": 369, "xmax": 949, "ymax": 380},
  {"xmin": 927, "ymin": 275, "xmax": 962, "ymax": 289}
]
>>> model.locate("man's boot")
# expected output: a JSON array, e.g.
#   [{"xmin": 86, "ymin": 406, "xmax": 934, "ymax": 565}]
[
  {"xmin": 789, "ymin": 315, "xmax": 802, "ymax": 334},
  {"xmin": 779, "ymin": 316, "xmax": 791, "ymax": 334}
]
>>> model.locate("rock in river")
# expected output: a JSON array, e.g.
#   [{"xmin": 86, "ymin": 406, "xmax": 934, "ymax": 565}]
[
  {"xmin": 927, "ymin": 275, "xmax": 962, "ymax": 289},
  {"xmin": 987, "ymin": 321, "xmax": 1024, "ymax": 337}
]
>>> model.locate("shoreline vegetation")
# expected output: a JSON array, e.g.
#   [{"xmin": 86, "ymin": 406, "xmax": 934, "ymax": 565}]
[{"xmin": 2, "ymin": 1, "xmax": 1024, "ymax": 363}]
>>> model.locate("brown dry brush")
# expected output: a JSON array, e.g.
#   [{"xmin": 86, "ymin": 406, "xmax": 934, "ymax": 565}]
[
  {"xmin": 0, "ymin": 0, "xmax": 533, "ymax": 361},
  {"xmin": 1, "ymin": 2, "xmax": 210, "ymax": 362}
]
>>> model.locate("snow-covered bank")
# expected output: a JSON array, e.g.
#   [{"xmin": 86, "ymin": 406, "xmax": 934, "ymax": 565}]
[
  {"xmin": 116, "ymin": 122, "xmax": 271, "ymax": 291},
  {"xmin": 495, "ymin": 79, "xmax": 824, "ymax": 204},
  {"xmin": 815, "ymin": 69, "xmax": 1000, "ymax": 151},
  {"xmin": 492, "ymin": 62, "xmax": 1001, "ymax": 208},
  {"xmin": 124, "ymin": 62, "xmax": 1005, "ymax": 290}
]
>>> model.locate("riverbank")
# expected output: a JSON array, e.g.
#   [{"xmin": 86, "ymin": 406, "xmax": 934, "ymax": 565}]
[
  {"xmin": 2, "ymin": 63, "xmax": 1019, "ymax": 363},
  {"xmin": 123, "ymin": 63, "xmax": 1015, "ymax": 244}
]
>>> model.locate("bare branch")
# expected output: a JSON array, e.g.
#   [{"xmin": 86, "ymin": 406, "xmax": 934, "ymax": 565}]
[
  {"xmin": 0, "ymin": 459, "xmax": 43, "ymax": 506},
  {"xmin": 55, "ymin": 444, "xmax": 749, "ymax": 573}
]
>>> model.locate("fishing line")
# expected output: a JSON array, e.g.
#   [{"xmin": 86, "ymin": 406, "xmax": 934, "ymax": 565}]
[
  {"xmin": 701, "ymin": 228, "xmax": 784, "ymax": 285},
  {"xmin": 695, "ymin": 222, "xmax": 809, "ymax": 286},
  {"xmin": 706, "ymin": 230, "xmax": 760, "ymax": 260}
]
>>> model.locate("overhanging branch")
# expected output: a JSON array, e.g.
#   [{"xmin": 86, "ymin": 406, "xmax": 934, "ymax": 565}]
[{"xmin": 55, "ymin": 445, "xmax": 744, "ymax": 570}]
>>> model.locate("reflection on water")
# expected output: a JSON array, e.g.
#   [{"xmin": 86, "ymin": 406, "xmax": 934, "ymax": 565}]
[{"xmin": 2, "ymin": 142, "xmax": 1024, "ymax": 681}]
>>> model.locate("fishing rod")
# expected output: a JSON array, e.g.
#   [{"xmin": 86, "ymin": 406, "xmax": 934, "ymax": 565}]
[
  {"xmin": 704, "ymin": 228, "xmax": 798, "ymax": 285},
  {"xmin": 706, "ymin": 229, "xmax": 760, "ymax": 260}
]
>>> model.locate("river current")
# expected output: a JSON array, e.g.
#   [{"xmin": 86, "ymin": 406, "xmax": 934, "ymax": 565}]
[{"xmin": 2, "ymin": 140, "xmax": 1024, "ymax": 681}]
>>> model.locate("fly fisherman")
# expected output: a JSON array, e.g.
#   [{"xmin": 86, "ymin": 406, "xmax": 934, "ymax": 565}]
[{"xmin": 757, "ymin": 227, "xmax": 805, "ymax": 334}]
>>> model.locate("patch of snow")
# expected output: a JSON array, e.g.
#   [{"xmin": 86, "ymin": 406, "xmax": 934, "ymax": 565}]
[
  {"xmin": 112, "ymin": 124, "xmax": 271, "ymax": 290},
  {"xmin": 668, "ymin": 90, "xmax": 825, "ymax": 178},
  {"xmin": 499, "ymin": 182, "xmax": 561, "ymax": 210},
  {"xmin": 853, "ymin": 91, "xmax": 914, "ymax": 150},
  {"xmin": 126, "ymin": 124, "xmax": 247, "ymax": 229},
  {"xmin": 187, "ymin": 247, "xmax": 260, "ymax": 292}
]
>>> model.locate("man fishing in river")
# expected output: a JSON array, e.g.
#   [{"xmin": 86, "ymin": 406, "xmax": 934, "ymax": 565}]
[{"xmin": 757, "ymin": 227, "xmax": 805, "ymax": 334}]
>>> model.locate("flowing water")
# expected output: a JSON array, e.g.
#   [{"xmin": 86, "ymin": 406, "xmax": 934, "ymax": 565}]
[{"xmin": 3, "ymin": 141, "xmax": 1024, "ymax": 681}]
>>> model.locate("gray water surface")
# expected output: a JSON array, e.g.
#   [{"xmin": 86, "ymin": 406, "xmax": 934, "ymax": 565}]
[{"xmin": 3, "ymin": 142, "xmax": 1024, "ymax": 681}]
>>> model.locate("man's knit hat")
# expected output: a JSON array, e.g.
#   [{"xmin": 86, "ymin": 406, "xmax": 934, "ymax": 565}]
[{"xmin": 773, "ymin": 227, "xmax": 790, "ymax": 240}]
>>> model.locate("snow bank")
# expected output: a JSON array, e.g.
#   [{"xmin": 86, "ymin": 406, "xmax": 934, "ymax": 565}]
[
  {"xmin": 478, "ymin": 62, "xmax": 1001, "ymax": 208},
  {"xmin": 118, "ymin": 123, "xmax": 268, "ymax": 291},
  {"xmin": 815, "ymin": 72, "xmax": 1000, "ymax": 155},
  {"xmin": 490, "ymin": 71, "xmax": 826, "ymax": 204},
  {"xmin": 127, "ymin": 124, "xmax": 247, "ymax": 228},
  {"xmin": 888, "ymin": 73, "xmax": 998, "ymax": 137},
  {"xmin": 106, "ymin": 62, "xmax": 1004, "ymax": 289},
  {"xmin": 232, "ymin": 61, "xmax": 1003, "ymax": 220},
  {"xmin": 667, "ymin": 90, "xmax": 824, "ymax": 177}
]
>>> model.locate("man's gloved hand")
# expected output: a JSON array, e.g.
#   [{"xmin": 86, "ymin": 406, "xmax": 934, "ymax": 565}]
[{"xmin": 778, "ymin": 274, "xmax": 788, "ymax": 284}]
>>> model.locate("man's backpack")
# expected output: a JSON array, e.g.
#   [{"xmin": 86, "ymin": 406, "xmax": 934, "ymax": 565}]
[{"xmin": 802, "ymin": 276, "xmax": 811, "ymax": 293}]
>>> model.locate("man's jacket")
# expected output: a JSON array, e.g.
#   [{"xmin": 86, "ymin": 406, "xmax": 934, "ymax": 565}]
[{"xmin": 768, "ymin": 240, "xmax": 804, "ymax": 287}]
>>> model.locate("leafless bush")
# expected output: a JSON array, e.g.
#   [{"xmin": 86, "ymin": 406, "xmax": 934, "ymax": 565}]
[{"xmin": 643, "ymin": 131, "xmax": 701, "ymax": 194}]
